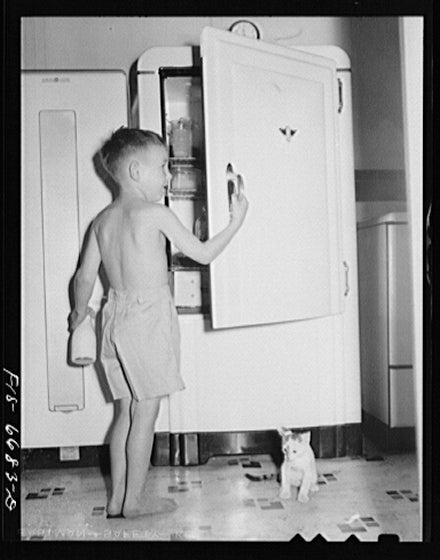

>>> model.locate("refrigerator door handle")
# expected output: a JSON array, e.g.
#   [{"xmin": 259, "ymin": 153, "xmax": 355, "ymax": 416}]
[
  {"xmin": 226, "ymin": 163, "xmax": 244, "ymax": 210},
  {"xmin": 343, "ymin": 260, "xmax": 350, "ymax": 296}
]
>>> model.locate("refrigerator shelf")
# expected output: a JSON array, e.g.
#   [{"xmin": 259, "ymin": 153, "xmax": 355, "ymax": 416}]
[
  {"xmin": 170, "ymin": 264, "xmax": 205, "ymax": 271},
  {"xmin": 167, "ymin": 190, "xmax": 205, "ymax": 199}
]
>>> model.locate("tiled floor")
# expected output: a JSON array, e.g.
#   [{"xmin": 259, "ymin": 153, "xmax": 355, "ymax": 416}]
[{"xmin": 21, "ymin": 446, "xmax": 420, "ymax": 541}]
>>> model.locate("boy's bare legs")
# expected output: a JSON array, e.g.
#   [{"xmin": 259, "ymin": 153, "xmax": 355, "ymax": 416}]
[
  {"xmin": 122, "ymin": 396, "xmax": 177, "ymax": 518},
  {"xmin": 107, "ymin": 397, "xmax": 131, "ymax": 516}
]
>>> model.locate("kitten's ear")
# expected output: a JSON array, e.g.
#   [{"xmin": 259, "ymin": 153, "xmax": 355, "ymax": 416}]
[{"xmin": 301, "ymin": 431, "xmax": 311, "ymax": 444}]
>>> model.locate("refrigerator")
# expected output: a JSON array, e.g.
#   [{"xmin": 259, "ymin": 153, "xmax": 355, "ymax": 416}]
[
  {"xmin": 357, "ymin": 212, "xmax": 415, "ymax": 451},
  {"xmin": 134, "ymin": 28, "xmax": 362, "ymax": 464},
  {"xmin": 21, "ymin": 70, "xmax": 129, "ymax": 448},
  {"xmin": 21, "ymin": 28, "xmax": 361, "ymax": 463}
]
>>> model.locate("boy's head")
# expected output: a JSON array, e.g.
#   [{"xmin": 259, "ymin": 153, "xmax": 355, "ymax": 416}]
[{"xmin": 100, "ymin": 127, "xmax": 166, "ymax": 181}]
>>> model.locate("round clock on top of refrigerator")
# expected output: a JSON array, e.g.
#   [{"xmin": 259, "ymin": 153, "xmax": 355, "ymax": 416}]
[{"xmin": 229, "ymin": 20, "xmax": 261, "ymax": 39}]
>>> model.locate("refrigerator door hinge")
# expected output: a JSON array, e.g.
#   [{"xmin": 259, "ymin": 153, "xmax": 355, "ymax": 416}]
[{"xmin": 337, "ymin": 78, "xmax": 343, "ymax": 113}]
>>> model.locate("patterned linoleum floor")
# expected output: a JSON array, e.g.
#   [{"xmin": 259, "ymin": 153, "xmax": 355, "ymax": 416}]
[{"xmin": 21, "ymin": 447, "xmax": 420, "ymax": 541}]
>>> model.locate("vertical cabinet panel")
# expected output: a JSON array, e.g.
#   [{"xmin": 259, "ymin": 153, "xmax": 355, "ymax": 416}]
[
  {"xmin": 40, "ymin": 110, "xmax": 85, "ymax": 411},
  {"xmin": 357, "ymin": 225, "xmax": 389, "ymax": 423},
  {"xmin": 22, "ymin": 71, "xmax": 129, "ymax": 446},
  {"xmin": 201, "ymin": 28, "xmax": 342, "ymax": 329},
  {"xmin": 388, "ymin": 223, "xmax": 412, "ymax": 365}
]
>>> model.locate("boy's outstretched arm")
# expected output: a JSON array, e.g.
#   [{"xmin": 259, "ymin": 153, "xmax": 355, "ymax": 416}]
[
  {"xmin": 69, "ymin": 224, "xmax": 102, "ymax": 331},
  {"xmin": 155, "ymin": 192, "xmax": 249, "ymax": 265}
]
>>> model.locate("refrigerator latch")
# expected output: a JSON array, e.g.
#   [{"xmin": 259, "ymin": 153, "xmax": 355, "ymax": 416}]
[{"xmin": 338, "ymin": 78, "xmax": 343, "ymax": 113}]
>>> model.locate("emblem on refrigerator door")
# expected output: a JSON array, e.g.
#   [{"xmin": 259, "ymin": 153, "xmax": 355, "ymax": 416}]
[{"xmin": 279, "ymin": 126, "xmax": 298, "ymax": 141}]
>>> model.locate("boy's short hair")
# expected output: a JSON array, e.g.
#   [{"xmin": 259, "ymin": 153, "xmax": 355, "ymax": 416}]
[{"xmin": 101, "ymin": 127, "xmax": 165, "ymax": 178}]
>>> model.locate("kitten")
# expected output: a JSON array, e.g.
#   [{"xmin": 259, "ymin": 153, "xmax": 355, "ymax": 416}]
[{"xmin": 278, "ymin": 427, "xmax": 319, "ymax": 503}]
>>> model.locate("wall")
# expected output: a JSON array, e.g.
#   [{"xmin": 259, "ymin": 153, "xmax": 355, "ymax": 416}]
[
  {"xmin": 350, "ymin": 17, "xmax": 406, "ymax": 216},
  {"xmin": 350, "ymin": 17, "xmax": 405, "ymax": 171},
  {"xmin": 21, "ymin": 16, "xmax": 352, "ymax": 73}
]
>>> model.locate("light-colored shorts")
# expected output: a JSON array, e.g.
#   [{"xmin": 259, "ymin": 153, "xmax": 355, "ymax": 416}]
[{"xmin": 100, "ymin": 284, "xmax": 185, "ymax": 401}]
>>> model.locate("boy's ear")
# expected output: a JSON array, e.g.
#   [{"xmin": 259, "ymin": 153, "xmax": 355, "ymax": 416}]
[{"xmin": 128, "ymin": 159, "xmax": 140, "ymax": 181}]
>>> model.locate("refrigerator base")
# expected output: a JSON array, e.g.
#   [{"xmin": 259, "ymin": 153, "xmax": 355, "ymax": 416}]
[
  {"xmin": 154, "ymin": 423, "xmax": 363, "ymax": 466},
  {"xmin": 22, "ymin": 424, "xmax": 362, "ymax": 470}
]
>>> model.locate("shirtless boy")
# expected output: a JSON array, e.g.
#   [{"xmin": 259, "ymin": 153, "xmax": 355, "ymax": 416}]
[{"xmin": 69, "ymin": 128, "xmax": 248, "ymax": 518}]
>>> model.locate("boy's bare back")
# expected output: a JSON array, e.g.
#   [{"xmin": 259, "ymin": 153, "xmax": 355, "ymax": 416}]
[{"xmin": 94, "ymin": 198, "xmax": 168, "ymax": 293}]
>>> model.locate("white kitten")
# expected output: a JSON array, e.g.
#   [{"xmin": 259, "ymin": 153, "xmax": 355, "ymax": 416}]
[{"xmin": 278, "ymin": 427, "xmax": 319, "ymax": 503}]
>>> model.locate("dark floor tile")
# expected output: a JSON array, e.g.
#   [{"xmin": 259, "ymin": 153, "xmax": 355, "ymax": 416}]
[
  {"xmin": 168, "ymin": 486, "xmax": 189, "ymax": 493},
  {"xmin": 243, "ymin": 499, "xmax": 256, "ymax": 507},
  {"xmin": 170, "ymin": 533, "xmax": 187, "ymax": 541},
  {"xmin": 338, "ymin": 524, "xmax": 367, "ymax": 533},
  {"xmin": 242, "ymin": 461, "xmax": 261, "ymax": 468},
  {"xmin": 260, "ymin": 501, "xmax": 284, "ymax": 510}
]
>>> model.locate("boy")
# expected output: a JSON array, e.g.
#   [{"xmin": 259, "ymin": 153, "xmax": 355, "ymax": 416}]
[{"xmin": 69, "ymin": 128, "xmax": 248, "ymax": 519}]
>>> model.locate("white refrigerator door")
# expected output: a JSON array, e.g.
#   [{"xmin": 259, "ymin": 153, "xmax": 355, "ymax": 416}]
[{"xmin": 201, "ymin": 27, "xmax": 343, "ymax": 329}]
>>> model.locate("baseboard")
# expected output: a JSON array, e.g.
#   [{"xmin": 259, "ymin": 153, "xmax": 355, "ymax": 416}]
[
  {"xmin": 362, "ymin": 410, "xmax": 415, "ymax": 453},
  {"xmin": 22, "ymin": 423, "xmax": 362, "ymax": 470}
]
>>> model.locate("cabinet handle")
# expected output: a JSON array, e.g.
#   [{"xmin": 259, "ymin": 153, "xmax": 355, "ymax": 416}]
[{"xmin": 343, "ymin": 261, "xmax": 349, "ymax": 296}]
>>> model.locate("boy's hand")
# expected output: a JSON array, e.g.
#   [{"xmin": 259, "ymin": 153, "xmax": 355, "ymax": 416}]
[{"xmin": 230, "ymin": 175, "xmax": 249, "ymax": 225}]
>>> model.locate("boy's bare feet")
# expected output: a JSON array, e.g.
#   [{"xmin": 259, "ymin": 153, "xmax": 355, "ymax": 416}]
[
  {"xmin": 123, "ymin": 496, "xmax": 177, "ymax": 518},
  {"xmin": 107, "ymin": 499, "xmax": 124, "ymax": 517}
]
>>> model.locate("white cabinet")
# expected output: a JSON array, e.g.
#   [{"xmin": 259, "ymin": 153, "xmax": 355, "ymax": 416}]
[
  {"xmin": 357, "ymin": 213, "xmax": 414, "ymax": 448},
  {"xmin": 22, "ymin": 71, "xmax": 128, "ymax": 447},
  {"xmin": 136, "ymin": 28, "xmax": 362, "ymax": 460}
]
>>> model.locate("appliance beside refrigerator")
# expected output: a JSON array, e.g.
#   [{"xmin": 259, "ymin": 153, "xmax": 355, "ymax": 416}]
[
  {"xmin": 357, "ymin": 212, "xmax": 415, "ymax": 451},
  {"xmin": 135, "ymin": 28, "xmax": 362, "ymax": 465},
  {"xmin": 22, "ymin": 71, "xmax": 128, "ymax": 448}
]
